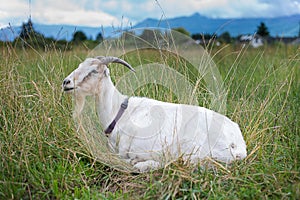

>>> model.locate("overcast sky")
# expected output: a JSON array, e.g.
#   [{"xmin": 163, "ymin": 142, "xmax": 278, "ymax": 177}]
[{"xmin": 1, "ymin": 0, "xmax": 300, "ymax": 28}]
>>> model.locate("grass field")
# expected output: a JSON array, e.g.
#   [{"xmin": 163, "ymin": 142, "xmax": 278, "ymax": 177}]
[{"xmin": 0, "ymin": 40, "xmax": 299, "ymax": 199}]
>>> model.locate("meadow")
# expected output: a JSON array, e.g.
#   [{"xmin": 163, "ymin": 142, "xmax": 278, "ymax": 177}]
[{"xmin": 0, "ymin": 39, "xmax": 299, "ymax": 199}]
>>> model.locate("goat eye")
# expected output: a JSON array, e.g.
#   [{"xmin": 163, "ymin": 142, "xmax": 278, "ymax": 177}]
[{"xmin": 91, "ymin": 70, "xmax": 98, "ymax": 74}]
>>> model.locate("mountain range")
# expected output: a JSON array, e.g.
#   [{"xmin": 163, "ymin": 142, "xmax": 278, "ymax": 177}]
[{"xmin": 1, "ymin": 13, "xmax": 299, "ymax": 41}]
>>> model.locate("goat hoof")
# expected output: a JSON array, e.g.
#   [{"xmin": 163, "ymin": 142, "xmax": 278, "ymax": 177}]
[{"xmin": 133, "ymin": 160, "xmax": 160, "ymax": 173}]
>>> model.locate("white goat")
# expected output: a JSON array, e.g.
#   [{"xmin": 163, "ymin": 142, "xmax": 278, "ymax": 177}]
[{"xmin": 62, "ymin": 56, "xmax": 247, "ymax": 172}]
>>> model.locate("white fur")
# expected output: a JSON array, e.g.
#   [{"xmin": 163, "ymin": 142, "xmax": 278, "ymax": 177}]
[{"xmin": 63, "ymin": 57, "xmax": 247, "ymax": 172}]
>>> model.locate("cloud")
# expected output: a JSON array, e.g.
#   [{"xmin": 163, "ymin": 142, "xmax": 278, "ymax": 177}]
[
  {"xmin": 94, "ymin": 0, "xmax": 300, "ymax": 22},
  {"xmin": 0, "ymin": 0, "xmax": 123, "ymax": 27},
  {"xmin": 32, "ymin": 0, "xmax": 123, "ymax": 26},
  {"xmin": 0, "ymin": 0, "xmax": 300, "ymax": 28},
  {"xmin": 0, "ymin": 0, "xmax": 29, "ymax": 27},
  {"xmin": 98, "ymin": 0, "xmax": 158, "ymax": 23},
  {"xmin": 154, "ymin": 0, "xmax": 300, "ymax": 18},
  {"xmin": 257, "ymin": 0, "xmax": 300, "ymax": 17}
]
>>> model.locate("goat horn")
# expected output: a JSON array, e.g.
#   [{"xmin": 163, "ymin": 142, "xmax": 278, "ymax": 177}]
[{"xmin": 96, "ymin": 56, "xmax": 135, "ymax": 72}]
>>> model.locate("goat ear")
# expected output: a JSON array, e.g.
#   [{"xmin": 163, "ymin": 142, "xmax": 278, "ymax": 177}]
[{"xmin": 104, "ymin": 68, "xmax": 110, "ymax": 77}]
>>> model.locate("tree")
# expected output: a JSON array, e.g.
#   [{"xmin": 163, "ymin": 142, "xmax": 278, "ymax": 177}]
[
  {"xmin": 192, "ymin": 33, "xmax": 213, "ymax": 40},
  {"xmin": 16, "ymin": 19, "xmax": 48, "ymax": 48},
  {"xmin": 191, "ymin": 33, "xmax": 201, "ymax": 40},
  {"xmin": 19, "ymin": 19, "xmax": 44, "ymax": 40},
  {"xmin": 256, "ymin": 22, "xmax": 270, "ymax": 37},
  {"xmin": 298, "ymin": 21, "xmax": 300, "ymax": 37},
  {"xmin": 72, "ymin": 31, "xmax": 87, "ymax": 42},
  {"xmin": 96, "ymin": 32, "xmax": 103, "ymax": 42},
  {"xmin": 20, "ymin": 19, "xmax": 34, "ymax": 39},
  {"xmin": 219, "ymin": 31, "xmax": 231, "ymax": 43}
]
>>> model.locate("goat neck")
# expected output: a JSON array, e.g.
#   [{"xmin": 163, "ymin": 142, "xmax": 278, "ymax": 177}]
[{"xmin": 96, "ymin": 75, "xmax": 127, "ymax": 128}]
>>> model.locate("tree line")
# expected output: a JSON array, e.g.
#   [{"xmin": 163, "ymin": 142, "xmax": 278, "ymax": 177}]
[
  {"xmin": 7, "ymin": 19, "xmax": 271, "ymax": 50},
  {"xmin": 9, "ymin": 19, "xmax": 104, "ymax": 50}
]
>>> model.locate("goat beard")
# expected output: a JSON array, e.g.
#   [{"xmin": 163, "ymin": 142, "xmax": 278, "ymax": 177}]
[{"xmin": 73, "ymin": 93, "xmax": 86, "ymax": 119}]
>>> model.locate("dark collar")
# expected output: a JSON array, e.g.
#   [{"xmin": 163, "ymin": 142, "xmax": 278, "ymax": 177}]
[{"xmin": 104, "ymin": 98, "xmax": 129, "ymax": 136}]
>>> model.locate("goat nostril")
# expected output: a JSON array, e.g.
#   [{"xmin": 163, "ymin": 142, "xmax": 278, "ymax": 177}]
[{"xmin": 63, "ymin": 79, "xmax": 71, "ymax": 86}]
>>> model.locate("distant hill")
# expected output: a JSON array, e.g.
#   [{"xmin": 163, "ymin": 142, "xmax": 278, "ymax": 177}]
[
  {"xmin": 1, "ymin": 13, "xmax": 299, "ymax": 41},
  {"xmin": 134, "ymin": 13, "xmax": 300, "ymax": 37}
]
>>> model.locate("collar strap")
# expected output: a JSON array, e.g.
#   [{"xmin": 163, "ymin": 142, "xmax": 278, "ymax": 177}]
[{"xmin": 104, "ymin": 98, "xmax": 129, "ymax": 136}]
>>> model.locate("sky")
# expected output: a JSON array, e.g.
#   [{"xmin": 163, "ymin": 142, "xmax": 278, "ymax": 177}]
[{"xmin": 1, "ymin": 0, "xmax": 300, "ymax": 28}]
